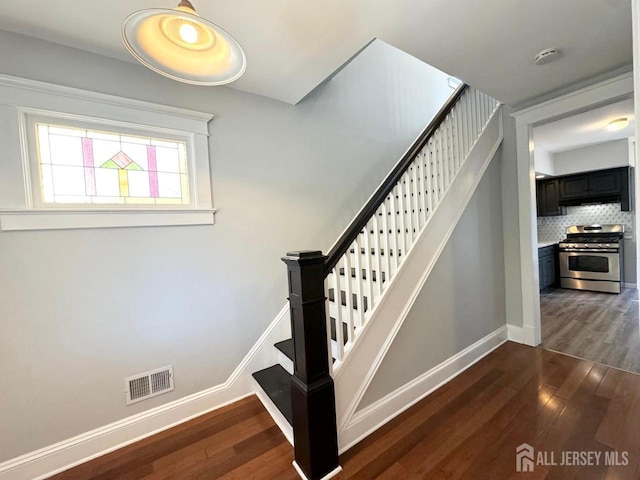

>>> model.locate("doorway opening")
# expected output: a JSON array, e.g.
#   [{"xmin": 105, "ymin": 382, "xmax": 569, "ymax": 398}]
[{"xmin": 511, "ymin": 73, "xmax": 639, "ymax": 373}]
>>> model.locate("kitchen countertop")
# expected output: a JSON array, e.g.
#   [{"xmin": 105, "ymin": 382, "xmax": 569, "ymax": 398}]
[{"xmin": 538, "ymin": 241, "xmax": 558, "ymax": 248}]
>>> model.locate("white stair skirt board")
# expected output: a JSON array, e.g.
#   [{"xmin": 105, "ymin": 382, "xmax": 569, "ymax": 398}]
[
  {"xmin": 253, "ymin": 379, "xmax": 294, "ymax": 446},
  {"xmin": 332, "ymin": 107, "xmax": 504, "ymax": 444},
  {"xmin": 507, "ymin": 324, "xmax": 525, "ymax": 344},
  {"xmin": 339, "ymin": 326, "xmax": 509, "ymax": 452},
  {"xmin": 293, "ymin": 462, "xmax": 343, "ymax": 480},
  {"xmin": 0, "ymin": 304, "xmax": 292, "ymax": 480}
]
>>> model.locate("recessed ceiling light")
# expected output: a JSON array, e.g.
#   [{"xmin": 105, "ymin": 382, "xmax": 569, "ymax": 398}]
[
  {"xmin": 607, "ymin": 118, "xmax": 629, "ymax": 131},
  {"xmin": 536, "ymin": 174, "xmax": 546, "ymax": 179},
  {"xmin": 534, "ymin": 48, "xmax": 561, "ymax": 65}
]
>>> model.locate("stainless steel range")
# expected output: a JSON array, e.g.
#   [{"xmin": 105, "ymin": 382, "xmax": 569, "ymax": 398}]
[{"xmin": 559, "ymin": 224, "xmax": 625, "ymax": 293}]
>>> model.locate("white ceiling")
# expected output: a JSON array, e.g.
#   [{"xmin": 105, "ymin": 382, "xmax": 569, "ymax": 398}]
[
  {"xmin": 534, "ymin": 98, "xmax": 635, "ymax": 153},
  {"xmin": 0, "ymin": 0, "xmax": 632, "ymax": 105}
]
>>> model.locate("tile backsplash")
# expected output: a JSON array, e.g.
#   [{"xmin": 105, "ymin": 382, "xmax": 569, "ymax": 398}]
[{"xmin": 537, "ymin": 203, "xmax": 634, "ymax": 243}]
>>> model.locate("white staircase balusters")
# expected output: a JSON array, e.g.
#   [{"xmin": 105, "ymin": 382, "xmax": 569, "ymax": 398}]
[{"xmin": 323, "ymin": 87, "xmax": 500, "ymax": 373}]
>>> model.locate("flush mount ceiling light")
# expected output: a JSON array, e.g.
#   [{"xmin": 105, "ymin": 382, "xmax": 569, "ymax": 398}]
[
  {"xmin": 122, "ymin": 0, "xmax": 246, "ymax": 85},
  {"xmin": 607, "ymin": 118, "xmax": 629, "ymax": 131}
]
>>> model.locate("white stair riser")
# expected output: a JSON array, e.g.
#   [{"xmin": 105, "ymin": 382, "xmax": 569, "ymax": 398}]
[{"xmin": 277, "ymin": 350, "xmax": 294, "ymax": 375}]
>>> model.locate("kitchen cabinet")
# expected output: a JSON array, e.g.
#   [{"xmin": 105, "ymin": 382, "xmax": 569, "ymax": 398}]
[
  {"xmin": 589, "ymin": 169, "xmax": 622, "ymax": 196},
  {"xmin": 538, "ymin": 245, "xmax": 557, "ymax": 290},
  {"xmin": 557, "ymin": 167, "xmax": 632, "ymax": 211},
  {"xmin": 559, "ymin": 175, "xmax": 589, "ymax": 199},
  {"xmin": 537, "ymin": 179, "xmax": 565, "ymax": 217}
]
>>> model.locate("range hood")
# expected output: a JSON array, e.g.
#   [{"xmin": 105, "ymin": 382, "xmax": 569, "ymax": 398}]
[{"xmin": 558, "ymin": 194, "xmax": 622, "ymax": 207}]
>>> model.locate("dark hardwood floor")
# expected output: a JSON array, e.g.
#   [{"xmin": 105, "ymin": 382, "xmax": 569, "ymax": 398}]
[
  {"xmin": 541, "ymin": 287, "xmax": 640, "ymax": 374},
  {"xmin": 52, "ymin": 342, "xmax": 640, "ymax": 479}
]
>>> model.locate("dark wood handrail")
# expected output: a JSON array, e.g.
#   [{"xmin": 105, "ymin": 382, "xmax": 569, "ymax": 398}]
[{"xmin": 323, "ymin": 83, "xmax": 469, "ymax": 276}]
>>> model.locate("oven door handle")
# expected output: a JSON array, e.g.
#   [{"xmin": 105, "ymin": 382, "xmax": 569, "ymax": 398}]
[{"xmin": 560, "ymin": 248, "xmax": 618, "ymax": 253}]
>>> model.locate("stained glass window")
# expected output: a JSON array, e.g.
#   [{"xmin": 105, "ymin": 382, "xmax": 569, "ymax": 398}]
[{"xmin": 35, "ymin": 124, "xmax": 190, "ymax": 206}]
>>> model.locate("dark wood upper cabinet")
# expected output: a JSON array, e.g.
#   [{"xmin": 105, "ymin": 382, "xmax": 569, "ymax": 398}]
[
  {"xmin": 537, "ymin": 167, "xmax": 633, "ymax": 216},
  {"xmin": 559, "ymin": 175, "xmax": 589, "ymax": 199},
  {"xmin": 556, "ymin": 167, "xmax": 632, "ymax": 212},
  {"xmin": 589, "ymin": 169, "xmax": 622, "ymax": 195},
  {"xmin": 537, "ymin": 179, "xmax": 565, "ymax": 217}
]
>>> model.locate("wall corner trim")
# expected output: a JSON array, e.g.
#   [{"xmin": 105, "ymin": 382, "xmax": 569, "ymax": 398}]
[
  {"xmin": 506, "ymin": 324, "xmax": 525, "ymax": 344},
  {"xmin": 0, "ymin": 304, "xmax": 291, "ymax": 480},
  {"xmin": 338, "ymin": 325, "xmax": 509, "ymax": 453}
]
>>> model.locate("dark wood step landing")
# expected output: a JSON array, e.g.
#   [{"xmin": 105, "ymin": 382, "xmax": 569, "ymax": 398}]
[
  {"xmin": 252, "ymin": 365, "xmax": 293, "ymax": 425},
  {"xmin": 274, "ymin": 339, "xmax": 294, "ymax": 360}
]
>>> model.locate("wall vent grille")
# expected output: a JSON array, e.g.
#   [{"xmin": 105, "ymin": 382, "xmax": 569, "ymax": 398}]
[{"xmin": 125, "ymin": 365, "xmax": 174, "ymax": 405}]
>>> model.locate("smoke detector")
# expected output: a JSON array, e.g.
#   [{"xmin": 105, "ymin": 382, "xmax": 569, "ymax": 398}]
[{"xmin": 534, "ymin": 48, "xmax": 561, "ymax": 65}]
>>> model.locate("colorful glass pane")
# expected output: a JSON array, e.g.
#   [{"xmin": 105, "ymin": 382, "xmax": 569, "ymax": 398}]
[{"xmin": 35, "ymin": 124, "xmax": 190, "ymax": 206}]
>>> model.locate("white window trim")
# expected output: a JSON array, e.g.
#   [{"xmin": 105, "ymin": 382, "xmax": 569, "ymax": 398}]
[
  {"xmin": 22, "ymin": 111, "xmax": 198, "ymax": 209},
  {"xmin": 0, "ymin": 74, "xmax": 216, "ymax": 231}
]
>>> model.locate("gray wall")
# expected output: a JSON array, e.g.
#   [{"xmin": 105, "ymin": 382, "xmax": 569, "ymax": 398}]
[
  {"xmin": 0, "ymin": 31, "xmax": 455, "ymax": 460},
  {"xmin": 554, "ymin": 139, "xmax": 631, "ymax": 175},
  {"xmin": 358, "ymin": 153, "xmax": 507, "ymax": 408},
  {"xmin": 534, "ymin": 147, "xmax": 555, "ymax": 176}
]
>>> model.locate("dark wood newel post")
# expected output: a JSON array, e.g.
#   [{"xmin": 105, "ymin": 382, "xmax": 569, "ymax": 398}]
[{"xmin": 282, "ymin": 251, "xmax": 340, "ymax": 480}]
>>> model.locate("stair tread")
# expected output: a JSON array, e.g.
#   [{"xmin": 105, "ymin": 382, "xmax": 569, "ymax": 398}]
[
  {"xmin": 274, "ymin": 339, "xmax": 294, "ymax": 361},
  {"xmin": 252, "ymin": 365, "xmax": 292, "ymax": 425}
]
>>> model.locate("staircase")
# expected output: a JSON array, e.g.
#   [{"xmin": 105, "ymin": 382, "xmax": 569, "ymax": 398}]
[{"xmin": 252, "ymin": 84, "xmax": 502, "ymax": 480}]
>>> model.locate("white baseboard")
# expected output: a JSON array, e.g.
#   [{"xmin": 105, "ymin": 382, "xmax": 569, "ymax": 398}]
[
  {"xmin": 508, "ymin": 324, "xmax": 538, "ymax": 346},
  {"xmin": 507, "ymin": 324, "xmax": 525, "ymax": 343},
  {"xmin": 0, "ymin": 304, "xmax": 291, "ymax": 480},
  {"xmin": 338, "ymin": 325, "xmax": 508, "ymax": 452},
  {"xmin": 293, "ymin": 462, "xmax": 342, "ymax": 480},
  {"xmin": 623, "ymin": 283, "xmax": 638, "ymax": 289},
  {"xmin": 521, "ymin": 325, "xmax": 539, "ymax": 347}
]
